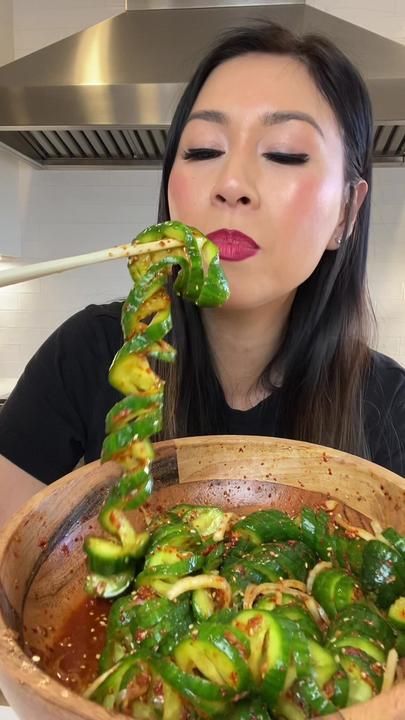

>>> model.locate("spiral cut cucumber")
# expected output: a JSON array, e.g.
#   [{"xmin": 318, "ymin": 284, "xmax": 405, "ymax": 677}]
[
  {"xmin": 84, "ymin": 222, "xmax": 230, "ymax": 597},
  {"xmin": 84, "ymin": 505, "xmax": 405, "ymax": 719}
]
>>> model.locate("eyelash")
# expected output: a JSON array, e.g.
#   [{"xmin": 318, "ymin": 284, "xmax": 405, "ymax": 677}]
[
  {"xmin": 264, "ymin": 152, "xmax": 309, "ymax": 165},
  {"xmin": 182, "ymin": 148, "xmax": 223, "ymax": 161},
  {"xmin": 182, "ymin": 148, "xmax": 309, "ymax": 164}
]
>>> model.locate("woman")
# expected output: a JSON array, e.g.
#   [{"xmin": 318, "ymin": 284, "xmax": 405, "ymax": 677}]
[{"xmin": 0, "ymin": 21, "xmax": 404, "ymax": 523}]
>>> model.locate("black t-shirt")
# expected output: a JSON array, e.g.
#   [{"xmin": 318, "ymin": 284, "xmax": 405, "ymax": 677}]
[{"xmin": 1, "ymin": 302, "xmax": 404, "ymax": 483}]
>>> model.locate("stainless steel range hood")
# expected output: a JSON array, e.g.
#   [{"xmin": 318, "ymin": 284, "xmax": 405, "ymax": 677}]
[{"xmin": 1, "ymin": 0, "xmax": 405, "ymax": 167}]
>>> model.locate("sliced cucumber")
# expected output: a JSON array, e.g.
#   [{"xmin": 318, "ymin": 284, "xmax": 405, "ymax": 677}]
[
  {"xmin": 192, "ymin": 588, "xmax": 215, "ymax": 622},
  {"xmin": 85, "ymin": 569, "xmax": 133, "ymax": 598},
  {"xmin": 388, "ymin": 596, "xmax": 405, "ymax": 630}
]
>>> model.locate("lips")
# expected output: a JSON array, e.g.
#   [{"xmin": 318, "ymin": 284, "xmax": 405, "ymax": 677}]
[{"xmin": 207, "ymin": 229, "xmax": 259, "ymax": 261}]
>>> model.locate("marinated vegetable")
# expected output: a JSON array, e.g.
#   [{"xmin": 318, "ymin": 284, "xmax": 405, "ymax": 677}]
[
  {"xmin": 84, "ymin": 504, "xmax": 405, "ymax": 718},
  {"xmin": 84, "ymin": 221, "xmax": 229, "ymax": 596},
  {"xmin": 81, "ymin": 221, "xmax": 404, "ymax": 717}
]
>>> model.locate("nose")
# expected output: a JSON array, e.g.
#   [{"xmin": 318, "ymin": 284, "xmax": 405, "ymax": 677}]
[{"xmin": 211, "ymin": 156, "xmax": 259, "ymax": 209}]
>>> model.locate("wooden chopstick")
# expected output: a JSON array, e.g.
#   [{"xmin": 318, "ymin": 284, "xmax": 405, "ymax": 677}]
[{"xmin": 0, "ymin": 238, "xmax": 183, "ymax": 288}]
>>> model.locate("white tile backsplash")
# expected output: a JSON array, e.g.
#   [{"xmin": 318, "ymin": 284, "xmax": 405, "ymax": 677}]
[
  {"xmin": 0, "ymin": 0, "xmax": 405, "ymax": 384},
  {"xmin": 0, "ymin": 164, "xmax": 404, "ymax": 379},
  {"xmin": 0, "ymin": 165, "xmax": 161, "ymax": 378}
]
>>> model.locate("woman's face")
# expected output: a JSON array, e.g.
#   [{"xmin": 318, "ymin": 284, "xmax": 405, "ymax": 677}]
[{"xmin": 168, "ymin": 53, "xmax": 348, "ymax": 311}]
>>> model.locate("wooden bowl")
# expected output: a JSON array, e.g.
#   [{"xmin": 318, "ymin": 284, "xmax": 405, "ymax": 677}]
[{"xmin": 0, "ymin": 435, "xmax": 404, "ymax": 720}]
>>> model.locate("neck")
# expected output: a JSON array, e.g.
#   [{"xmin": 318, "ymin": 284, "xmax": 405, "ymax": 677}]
[{"xmin": 201, "ymin": 294, "xmax": 294, "ymax": 411}]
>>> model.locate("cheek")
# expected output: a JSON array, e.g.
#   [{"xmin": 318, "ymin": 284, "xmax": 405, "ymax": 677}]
[
  {"xmin": 277, "ymin": 171, "xmax": 342, "ymax": 242},
  {"xmin": 168, "ymin": 166, "xmax": 200, "ymax": 222}
]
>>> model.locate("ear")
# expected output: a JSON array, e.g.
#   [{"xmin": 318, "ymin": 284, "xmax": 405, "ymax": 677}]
[{"xmin": 328, "ymin": 179, "xmax": 369, "ymax": 250}]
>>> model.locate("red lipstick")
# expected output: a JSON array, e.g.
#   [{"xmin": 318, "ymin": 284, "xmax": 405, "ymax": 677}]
[{"xmin": 207, "ymin": 229, "xmax": 259, "ymax": 261}]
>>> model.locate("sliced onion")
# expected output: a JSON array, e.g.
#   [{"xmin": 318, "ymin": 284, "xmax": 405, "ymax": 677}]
[
  {"xmin": 323, "ymin": 500, "xmax": 338, "ymax": 511},
  {"xmin": 395, "ymin": 659, "xmax": 404, "ymax": 683},
  {"xmin": 334, "ymin": 514, "xmax": 376, "ymax": 541},
  {"xmin": 166, "ymin": 574, "xmax": 232, "ymax": 607},
  {"xmin": 306, "ymin": 561, "xmax": 333, "ymax": 594},
  {"xmin": 83, "ymin": 662, "xmax": 121, "ymax": 699},
  {"xmin": 304, "ymin": 596, "xmax": 329, "ymax": 627},
  {"xmin": 370, "ymin": 519, "xmax": 383, "ymax": 536},
  {"xmin": 382, "ymin": 648, "xmax": 399, "ymax": 692},
  {"xmin": 243, "ymin": 581, "xmax": 308, "ymax": 610}
]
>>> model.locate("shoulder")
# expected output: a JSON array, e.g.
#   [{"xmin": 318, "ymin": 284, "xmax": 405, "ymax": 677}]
[
  {"xmin": 53, "ymin": 301, "xmax": 123, "ymax": 354},
  {"xmin": 24, "ymin": 301, "xmax": 124, "ymax": 385},
  {"xmin": 365, "ymin": 351, "xmax": 405, "ymax": 404},
  {"xmin": 364, "ymin": 351, "xmax": 405, "ymax": 476},
  {"xmin": 60, "ymin": 301, "xmax": 123, "ymax": 336}
]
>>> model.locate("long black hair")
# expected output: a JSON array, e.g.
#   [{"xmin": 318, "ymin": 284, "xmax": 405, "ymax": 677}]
[{"xmin": 155, "ymin": 20, "xmax": 375, "ymax": 457}]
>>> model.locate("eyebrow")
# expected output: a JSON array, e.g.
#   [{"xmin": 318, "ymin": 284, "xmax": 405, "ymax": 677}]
[{"xmin": 186, "ymin": 109, "xmax": 324, "ymax": 137}]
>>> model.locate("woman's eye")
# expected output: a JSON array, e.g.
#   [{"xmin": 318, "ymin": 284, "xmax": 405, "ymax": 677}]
[
  {"xmin": 182, "ymin": 148, "xmax": 224, "ymax": 161},
  {"xmin": 264, "ymin": 152, "xmax": 309, "ymax": 165}
]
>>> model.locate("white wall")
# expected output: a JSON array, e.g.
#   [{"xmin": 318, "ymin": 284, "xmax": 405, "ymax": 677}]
[
  {"xmin": 308, "ymin": 0, "xmax": 405, "ymax": 46},
  {"xmin": 0, "ymin": 0, "xmax": 14, "ymax": 66},
  {"xmin": 0, "ymin": 168, "xmax": 161, "ymax": 380},
  {"xmin": 12, "ymin": 0, "xmax": 124, "ymax": 59},
  {"xmin": 369, "ymin": 169, "xmax": 405, "ymax": 363},
  {"xmin": 0, "ymin": 150, "xmax": 21, "ymax": 258},
  {"xmin": 0, "ymin": 0, "xmax": 404, "ymax": 385}
]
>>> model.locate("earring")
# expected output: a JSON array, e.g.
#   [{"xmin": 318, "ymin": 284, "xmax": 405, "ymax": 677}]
[{"xmin": 336, "ymin": 236, "xmax": 342, "ymax": 247}]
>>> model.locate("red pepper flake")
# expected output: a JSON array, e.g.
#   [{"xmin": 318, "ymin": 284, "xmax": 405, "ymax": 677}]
[
  {"xmin": 135, "ymin": 586, "xmax": 156, "ymax": 603},
  {"xmin": 245, "ymin": 616, "xmax": 263, "ymax": 635},
  {"xmin": 202, "ymin": 544, "xmax": 216, "ymax": 556},
  {"xmin": 229, "ymin": 670, "xmax": 238, "ymax": 687},
  {"xmin": 134, "ymin": 628, "xmax": 149, "ymax": 643}
]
